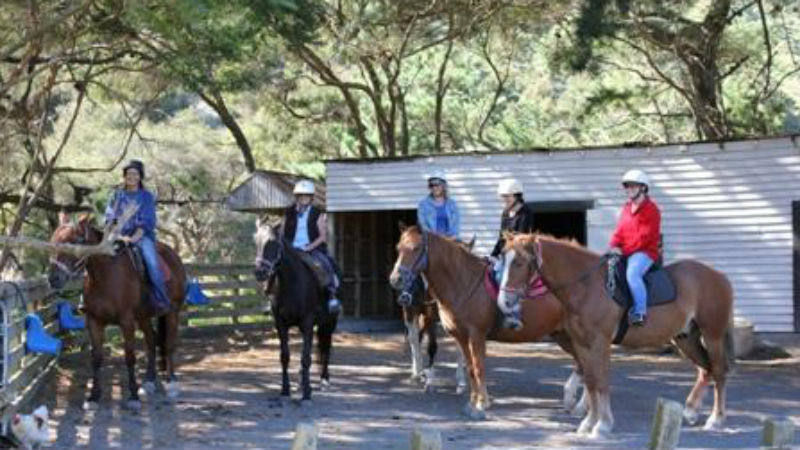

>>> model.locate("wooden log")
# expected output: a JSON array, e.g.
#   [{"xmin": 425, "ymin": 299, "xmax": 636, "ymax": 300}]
[
  {"xmin": 290, "ymin": 421, "xmax": 318, "ymax": 450},
  {"xmin": 649, "ymin": 398, "xmax": 683, "ymax": 450},
  {"xmin": 410, "ymin": 428, "xmax": 442, "ymax": 450}
]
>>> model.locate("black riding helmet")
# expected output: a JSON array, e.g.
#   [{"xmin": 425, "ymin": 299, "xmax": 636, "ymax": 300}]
[{"xmin": 122, "ymin": 159, "xmax": 145, "ymax": 179}]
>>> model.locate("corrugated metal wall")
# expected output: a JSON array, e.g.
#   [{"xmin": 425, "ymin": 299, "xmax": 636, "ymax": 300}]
[{"xmin": 326, "ymin": 136, "xmax": 800, "ymax": 332}]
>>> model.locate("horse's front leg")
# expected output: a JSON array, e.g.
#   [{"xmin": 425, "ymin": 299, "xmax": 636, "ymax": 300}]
[
  {"xmin": 299, "ymin": 320, "xmax": 314, "ymax": 404},
  {"xmin": 84, "ymin": 316, "xmax": 105, "ymax": 410},
  {"xmin": 121, "ymin": 318, "xmax": 141, "ymax": 411},
  {"xmin": 276, "ymin": 322, "xmax": 291, "ymax": 397},
  {"xmin": 455, "ymin": 347, "xmax": 467, "ymax": 395},
  {"xmin": 138, "ymin": 317, "xmax": 157, "ymax": 396},
  {"xmin": 469, "ymin": 336, "xmax": 490, "ymax": 412}
]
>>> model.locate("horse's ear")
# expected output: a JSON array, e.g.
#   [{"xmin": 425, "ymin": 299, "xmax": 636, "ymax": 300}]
[
  {"xmin": 58, "ymin": 211, "xmax": 71, "ymax": 225},
  {"xmin": 398, "ymin": 221, "xmax": 408, "ymax": 233},
  {"xmin": 466, "ymin": 234, "xmax": 476, "ymax": 250},
  {"xmin": 77, "ymin": 213, "xmax": 93, "ymax": 224}
]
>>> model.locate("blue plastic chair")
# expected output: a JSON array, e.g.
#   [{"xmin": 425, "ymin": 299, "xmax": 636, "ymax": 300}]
[
  {"xmin": 25, "ymin": 313, "xmax": 62, "ymax": 355},
  {"xmin": 57, "ymin": 301, "xmax": 85, "ymax": 330},
  {"xmin": 185, "ymin": 278, "xmax": 210, "ymax": 306}
]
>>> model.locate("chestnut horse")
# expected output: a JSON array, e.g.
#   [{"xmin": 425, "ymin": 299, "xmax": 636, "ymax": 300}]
[
  {"xmin": 499, "ymin": 234, "xmax": 734, "ymax": 437},
  {"xmin": 389, "ymin": 225, "xmax": 583, "ymax": 419},
  {"xmin": 48, "ymin": 216, "xmax": 186, "ymax": 410}
]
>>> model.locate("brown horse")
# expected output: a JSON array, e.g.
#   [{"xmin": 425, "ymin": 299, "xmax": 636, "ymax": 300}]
[
  {"xmin": 498, "ymin": 234, "xmax": 734, "ymax": 437},
  {"xmin": 48, "ymin": 215, "xmax": 186, "ymax": 410},
  {"xmin": 389, "ymin": 225, "xmax": 583, "ymax": 420}
]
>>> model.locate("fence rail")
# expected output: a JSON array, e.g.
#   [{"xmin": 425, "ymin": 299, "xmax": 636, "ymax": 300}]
[
  {"xmin": 183, "ymin": 263, "xmax": 268, "ymax": 327},
  {"xmin": 0, "ymin": 278, "xmax": 81, "ymax": 430}
]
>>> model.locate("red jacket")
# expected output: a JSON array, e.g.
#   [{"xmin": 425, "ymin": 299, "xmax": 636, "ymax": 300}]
[{"xmin": 609, "ymin": 197, "xmax": 661, "ymax": 261}]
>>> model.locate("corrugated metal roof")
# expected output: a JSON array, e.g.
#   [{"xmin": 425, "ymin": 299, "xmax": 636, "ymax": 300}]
[
  {"xmin": 325, "ymin": 136, "xmax": 800, "ymax": 332},
  {"xmin": 226, "ymin": 170, "xmax": 326, "ymax": 213}
]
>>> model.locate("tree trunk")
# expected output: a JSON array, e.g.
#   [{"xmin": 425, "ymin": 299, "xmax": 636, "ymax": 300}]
[{"xmin": 197, "ymin": 88, "xmax": 256, "ymax": 173}]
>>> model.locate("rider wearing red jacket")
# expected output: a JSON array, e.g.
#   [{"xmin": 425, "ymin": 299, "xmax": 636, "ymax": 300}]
[{"xmin": 609, "ymin": 169, "xmax": 661, "ymax": 326}]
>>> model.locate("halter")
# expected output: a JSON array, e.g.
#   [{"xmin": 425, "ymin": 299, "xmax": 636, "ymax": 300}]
[
  {"xmin": 395, "ymin": 231, "xmax": 429, "ymax": 306},
  {"xmin": 49, "ymin": 224, "xmax": 91, "ymax": 282},
  {"xmin": 255, "ymin": 237, "xmax": 285, "ymax": 277},
  {"xmin": 501, "ymin": 239, "xmax": 610, "ymax": 300}
]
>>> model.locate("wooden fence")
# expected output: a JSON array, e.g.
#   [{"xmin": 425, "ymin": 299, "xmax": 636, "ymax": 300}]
[
  {"xmin": 183, "ymin": 263, "xmax": 268, "ymax": 328},
  {"xmin": 0, "ymin": 278, "xmax": 81, "ymax": 429}
]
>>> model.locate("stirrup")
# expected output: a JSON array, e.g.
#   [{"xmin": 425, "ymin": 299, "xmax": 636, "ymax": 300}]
[
  {"xmin": 502, "ymin": 313, "xmax": 523, "ymax": 331},
  {"xmin": 327, "ymin": 298, "xmax": 342, "ymax": 315},
  {"xmin": 629, "ymin": 312, "xmax": 646, "ymax": 327}
]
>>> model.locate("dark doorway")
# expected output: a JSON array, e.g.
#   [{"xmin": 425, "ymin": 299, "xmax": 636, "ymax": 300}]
[
  {"xmin": 527, "ymin": 200, "xmax": 593, "ymax": 246},
  {"xmin": 330, "ymin": 210, "xmax": 416, "ymax": 318},
  {"xmin": 793, "ymin": 201, "xmax": 800, "ymax": 332}
]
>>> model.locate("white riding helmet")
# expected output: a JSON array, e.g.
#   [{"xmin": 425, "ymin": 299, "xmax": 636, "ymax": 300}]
[
  {"xmin": 293, "ymin": 179, "xmax": 316, "ymax": 195},
  {"xmin": 497, "ymin": 179, "xmax": 523, "ymax": 196},
  {"xmin": 621, "ymin": 169, "xmax": 651, "ymax": 188},
  {"xmin": 427, "ymin": 170, "xmax": 447, "ymax": 184}
]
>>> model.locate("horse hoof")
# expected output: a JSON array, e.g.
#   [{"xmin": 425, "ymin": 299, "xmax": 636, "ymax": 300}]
[
  {"xmin": 703, "ymin": 415, "xmax": 724, "ymax": 431},
  {"xmin": 140, "ymin": 381, "xmax": 157, "ymax": 396},
  {"xmin": 165, "ymin": 381, "xmax": 180, "ymax": 400},
  {"xmin": 455, "ymin": 384, "xmax": 467, "ymax": 395},
  {"xmin": 462, "ymin": 404, "xmax": 486, "ymax": 421},
  {"xmin": 83, "ymin": 401, "xmax": 99, "ymax": 411},
  {"xmin": 577, "ymin": 419, "xmax": 595, "ymax": 436},
  {"xmin": 124, "ymin": 399, "xmax": 142, "ymax": 412},
  {"xmin": 682, "ymin": 407, "xmax": 699, "ymax": 426},
  {"xmin": 320, "ymin": 379, "xmax": 331, "ymax": 391},
  {"xmin": 590, "ymin": 422, "xmax": 613, "ymax": 439}
]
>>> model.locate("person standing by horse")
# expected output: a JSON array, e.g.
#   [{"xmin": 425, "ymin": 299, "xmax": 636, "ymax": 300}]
[
  {"xmin": 281, "ymin": 179, "xmax": 342, "ymax": 314},
  {"xmin": 417, "ymin": 170, "xmax": 460, "ymax": 239},
  {"xmin": 489, "ymin": 178, "xmax": 534, "ymax": 330},
  {"xmin": 608, "ymin": 169, "xmax": 661, "ymax": 327},
  {"xmin": 104, "ymin": 159, "xmax": 171, "ymax": 316}
]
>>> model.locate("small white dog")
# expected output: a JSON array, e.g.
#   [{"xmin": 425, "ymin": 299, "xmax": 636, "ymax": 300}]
[{"xmin": 3, "ymin": 405, "xmax": 50, "ymax": 449}]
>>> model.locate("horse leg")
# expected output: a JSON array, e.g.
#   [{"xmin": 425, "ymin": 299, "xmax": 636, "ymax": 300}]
[
  {"xmin": 573, "ymin": 342, "xmax": 601, "ymax": 436},
  {"xmin": 423, "ymin": 315, "xmax": 439, "ymax": 393},
  {"xmin": 84, "ymin": 316, "xmax": 104, "ymax": 410},
  {"xmin": 683, "ymin": 367, "xmax": 711, "ymax": 426},
  {"xmin": 673, "ymin": 325, "xmax": 712, "ymax": 425},
  {"xmin": 455, "ymin": 346, "xmax": 467, "ymax": 395},
  {"xmin": 455, "ymin": 336, "xmax": 479, "ymax": 418},
  {"xmin": 702, "ymin": 334, "xmax": 730, "ymax": 430},
  {"xmin": 550, "ymin": 330, "xmax": 587, "ymax": 414},
  {"xmin": 121, "ymin": 318, "xmax": 141, "ymax": 411},
  {"xmin": 162, "ymin": 310, "xmax": 181, "ymax": 399},
  {"xmin": 316, "ymin": 318, "xmax": 334, "ymax": 390},
  {"xmin": 299, "ymin": 321, "xmax": 314, "ymax": 404},
  {"xmin": 404, "ymin": 310, "xmax": 424, "ymax": 382},
  {"xmin": 277, "ymin": 322, "xmax": 291, "ymax": 397},
  {"xmin": 467, "ymin": 336, "xmax": 490, "ymax": 419},
  {"xmin": 138, "ymin": 317, "xmax": 157, "ymax": 396},
  {"xmin": 586, "ymin": 342, "xmax": 614, "ymax": 438}
]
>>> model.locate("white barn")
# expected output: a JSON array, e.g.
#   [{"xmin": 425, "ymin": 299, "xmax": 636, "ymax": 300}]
[{"xmin": 325, "ymin": 136, "xmax": 800, "ymax": 332}]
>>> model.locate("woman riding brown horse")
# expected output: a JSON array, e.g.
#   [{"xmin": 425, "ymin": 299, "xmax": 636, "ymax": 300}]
[
  {"xmin": 498, "ymin": 234, "xmax": 734, "ymax": 437},
  {"xmin": 48, "ymin": 214, "xmax": 186, "ymax": 410},
  {"xmin": 390, "ymin": 225, "xmax": 583, "ymax": 420}
]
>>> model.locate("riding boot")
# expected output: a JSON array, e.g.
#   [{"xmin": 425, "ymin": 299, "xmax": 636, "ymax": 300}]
[
  {"xmin": 628, "ymin": 310, "xmax": 646, "ymax": 327},
  {"xmin": 326, "ymin": 287, "xmax": 342, "ymax": 315},
  {"xmin": 501, "ymin": 311, "xmax": 523, "ymax": 331}
]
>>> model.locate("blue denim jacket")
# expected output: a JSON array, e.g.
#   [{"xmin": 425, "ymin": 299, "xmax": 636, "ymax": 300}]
[
  {"xmin": 104, "ymin": 188, "xmax": 157, "ymax": 240},
  {"xmin": 417, "ymin": 195, "xmax": 460, "ymax": 238}
]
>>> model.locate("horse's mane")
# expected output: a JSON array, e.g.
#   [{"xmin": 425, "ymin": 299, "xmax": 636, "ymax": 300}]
[
  {"xmin": 409, "ymin": 226, "xmax": 485, "ymax": 267},
  {"xmin": 511, "ymin": 233, "xmax": 600, "ymax": 259}
]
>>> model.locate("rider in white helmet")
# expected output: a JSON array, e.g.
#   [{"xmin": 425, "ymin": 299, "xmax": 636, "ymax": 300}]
[
  {"xmin": 608, "ymin": 169, "xmax": 661, "ymax": 327},
  {"xmin": 282, "ymin": 179, "xmax": 342, "ymax": 314},
  {"xmin": 491, "ymin": 178, "xmax": 534, "ymax": 330},
  {"xmin": 417, "ymin": 169, "xmax": 460, "ymax": 239}
]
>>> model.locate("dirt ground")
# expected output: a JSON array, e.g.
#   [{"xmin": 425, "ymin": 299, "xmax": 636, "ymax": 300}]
[{"xmin": 30, "ymin": 322, "xmax": 800, "ymax": 450}]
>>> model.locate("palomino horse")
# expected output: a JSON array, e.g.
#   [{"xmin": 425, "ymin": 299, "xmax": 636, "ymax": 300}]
[
  {"xmin": 389, "ymin": 225, "xmax": 583, "ymax": 419},
  {"xmin": 254, "ymin": 222, "xmax": 338, "ymax": 403},
  {"xmin": 48, "ymin": 215, "xmax": 186, "ymax": 409},
  {"xmin": 498, "ymin": 234, "xmax": 734, "ymax": 437},
  {"xmin": 396, "ymin": 279, "xmax": 467, "ymax": 394}
]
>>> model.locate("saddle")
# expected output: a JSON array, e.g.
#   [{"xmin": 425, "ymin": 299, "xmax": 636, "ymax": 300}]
[
  {"xmin": 296, "ymin": 251, "xmax": 333, "ymax": 289},
  {"xmin": 608, "ymin": 256, "xmax": 676, "ymax": 343},
  {"xmin": 126, "ymin": 244, "xmax": 173, "ymax": 283}
]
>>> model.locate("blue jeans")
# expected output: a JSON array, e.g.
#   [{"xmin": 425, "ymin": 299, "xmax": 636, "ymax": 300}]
[
  {"xmin": 308, "ymin": 249, "xmax": 340, "ymax": 293},
  {"xmin": 137, "ymin": 237, "xmax": 170, "ymax": 307},
  {"xmin": 626, "ymin": 252, "xmax": 653, "ymax": 316}
]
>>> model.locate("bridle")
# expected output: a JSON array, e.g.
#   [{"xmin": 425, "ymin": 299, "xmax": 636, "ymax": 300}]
[
  {"xmin": 49, "ymin": 224, "xmax": 90, "ymax": 281},
  {"xmin": 255, "ymin": 237, "xmax": 285, "ymax": 278},
  {"xmin": 394, "ymin": 231, "xmax": 429, "ymax": 306}
]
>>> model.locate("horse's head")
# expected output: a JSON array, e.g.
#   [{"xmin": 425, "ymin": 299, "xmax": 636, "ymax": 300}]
[
  {"xmin": 47, "ymin": 213, "xmax": 101, "ymax": 289},
  {"xmin": 497, "ymin": 232, "xmax": 542, "ymax": 309},
  {"xmin": 253, "ymin": 219, "xmax": 285, "ymax": 282},
  {"xmin": 389, "ymin": 223, "xmax": 428, "ymax": 307}
]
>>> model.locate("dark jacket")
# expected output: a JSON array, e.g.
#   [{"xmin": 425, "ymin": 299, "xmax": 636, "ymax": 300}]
[
  {"xmin": 283, "ymin": 204, "xmax": 327, "ymax": 252},
  {"xmin": 491, "ymin": 202, "xmax": 534, "ymax": 257}
]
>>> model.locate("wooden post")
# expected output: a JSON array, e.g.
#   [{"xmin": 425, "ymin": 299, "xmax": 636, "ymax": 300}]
[
  {"xmin": 763, "ymin": 417, "xmax": 795, "ymax": 449},
  {"xmin": 649, "ymin": 397, "xmax": 682, "ymax": 450},
  {"xmin": 291, "ymin": 421, "xmax": 318, "ymax": 450},
  {"xmin": 410, "ymin": 428, "xmax": 442, "ymax": 450}
]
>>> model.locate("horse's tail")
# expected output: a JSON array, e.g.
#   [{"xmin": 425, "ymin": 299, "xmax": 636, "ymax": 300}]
[{"xmin": 723, "ymin": 324, "xmax": 736, "ymax": 374}]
